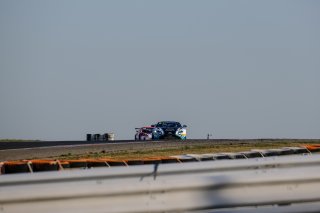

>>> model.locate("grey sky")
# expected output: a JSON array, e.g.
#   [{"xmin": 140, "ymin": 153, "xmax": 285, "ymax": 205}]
[{"xmin": 0, "ymin": 1, "xmax": 319, "ymax": 140}]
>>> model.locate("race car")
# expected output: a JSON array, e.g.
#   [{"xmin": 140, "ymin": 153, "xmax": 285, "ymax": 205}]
[
  {"xmin": 152, "ymin": 121, "xmax": 187, "ymax": 140},
  {"xmin": 134, "ymin": 126, "xmax": 164, "ymax": 141}
]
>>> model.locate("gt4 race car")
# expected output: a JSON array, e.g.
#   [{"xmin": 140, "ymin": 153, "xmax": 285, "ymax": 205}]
[
  {"xmin": 135, "ymin": 126, "xmax": 164, "ymax": 141},
  {"xmin": 152, "ymin": 121, "xmax": 187, "ymax": 140}
]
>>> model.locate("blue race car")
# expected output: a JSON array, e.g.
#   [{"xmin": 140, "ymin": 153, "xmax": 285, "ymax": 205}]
[{"xmin": 152, "ymin": 121, "xmax": 187, "ymax": 140}]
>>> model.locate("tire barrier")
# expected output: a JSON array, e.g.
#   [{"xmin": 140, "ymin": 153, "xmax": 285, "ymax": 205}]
[
  {"xmin": 0, "ymin": 162, "xmax": 5, "ymax": 174},
  {"xmin": 142, "ymin": 158, "xmax": 162, "ymax": 165},
  {"xmin": 125, "ymin": 159, "xmax": 144, "ymax": 166},
  {"xmin": 29, "ymin": 160, "xmax": 59, "ymax": 172},
  {"xmin": 59, "ymin": 161, "xmax": 70, "ymax": 169},
  {"xmin": 3, "ymin": 161, "xmax": 33, "ymax": 174},
  {"xmin": 86, "ymin": 133, "xmax": 115, "ymax": 141},
  {"xmin": 105, "ymin": 159, "xmax": 127, "ymax": 167},
  {"xmin": 67, "ymin": 160, "xmax": 88, "ymax": 169},
  {"xmin": 170, "ymin": 155, "xmax": 199, "ymax": 163},
  {"xmin": 1, "ymin": 154, "xmax": 320, "ymax": 213},
  {"xmin": 159, "ymin": 157, "xmax": 180, "ymax": 164},
  {"xmin": 0, "ymin": 146, "xmax": 317, "ymax": 175},
  {"xmin": 239, "ymin": 150, "xmax": 264, "ymax": 158},
  {"xmin": 86, "ymin": 159, "xmax": 110, "ymax": 168},
  {"xmin": 185, "ymin": 154, "xmax": 213, "ymax": 161}
]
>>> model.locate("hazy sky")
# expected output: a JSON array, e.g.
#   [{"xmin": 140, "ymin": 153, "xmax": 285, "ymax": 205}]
[{"xmin": 1, "ymin": 1, "xmax": 319, "ymax": 140}]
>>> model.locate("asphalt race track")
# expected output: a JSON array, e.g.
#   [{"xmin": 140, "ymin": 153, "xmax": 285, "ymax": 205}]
[
  {"xmin": 0, "ymin": 138, "xmax": 314, "ymax": 150},
  {"xmin": 0, "ymin": 139, "xmax": 244, "ymax": 150},
  {"xmin": 0, "ymin": 140, "xmax": 134, "ymax": 150}
]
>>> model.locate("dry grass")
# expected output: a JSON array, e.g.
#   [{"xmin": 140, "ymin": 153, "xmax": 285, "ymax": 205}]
[{"xmin": 57, "ymin": 141, "xmax": 317, "ymax": 160}]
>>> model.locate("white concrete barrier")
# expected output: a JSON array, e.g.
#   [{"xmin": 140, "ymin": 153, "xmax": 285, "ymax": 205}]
[{"xmin": 0, "ymin": 154, "xmax": 320, "ymax": 213}]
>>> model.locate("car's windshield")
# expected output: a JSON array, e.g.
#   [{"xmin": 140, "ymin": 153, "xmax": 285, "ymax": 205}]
[{"xmin": 156, "ymin": 122, "xmax": 181, "ymax": 128}]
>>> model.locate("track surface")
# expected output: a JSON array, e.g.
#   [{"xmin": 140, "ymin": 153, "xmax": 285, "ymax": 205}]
[
  {"xmin": 0, "ymin": 140, "xmax": 135, "ymax": 150},
  {"xmin": 0, "ymin": 139, "xmax": 308, "ymax": 150}
]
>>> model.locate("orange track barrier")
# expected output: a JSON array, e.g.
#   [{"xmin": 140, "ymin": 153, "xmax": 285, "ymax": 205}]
[
  {"xmin": 125, "ymin": 159, "xmax": 144, "ymax": 166},
  {"xmin": 104, "ymin": 159, "xmax": 127, "ymax": 167},
  {"xmin": 28, "ymin": 160, "xmax": 59, "ymax": 172},
  {"xmin": 57, "ymin": 160, "xmax": 70, "ymax": 169},
  {"xmin": 63, "ymin": 160, "xmax": 88, "ymax": 168},
  {"xmin": 302, "ymin": 144, "xmax": 320, "ymax": 152},
  {"xmin": 125, "ymin": 157, "xmax": 178, "ymax": 165},
  {"xmin": 3, "ymin": 145, "xmax": 316, "ymax": 175},
  {"xmin": 61, "ymin": 159, "xmax": 113, "ymax": 168},
  {"xmin": 0, "ymin": 157, "xmax": 181, "ymax": 175},
  {"xmin": 158, "ymin": 157, "xmax": 180, "ymax": 164},
  {"xmin": 142, "ymin": 158, "xmax": 162, "ymax": 165},
  {"xmin": 86, "ymin": 159, "xmax": 109, "ymax": 168},
  {"xmin": 3, "ymin": 161, "xmax": 32, "ymax": 174}
]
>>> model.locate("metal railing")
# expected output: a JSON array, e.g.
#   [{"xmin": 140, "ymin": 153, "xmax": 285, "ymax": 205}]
[{"xmin": 1, "ymin": 154, "xmax": 320, "ymax": 212}]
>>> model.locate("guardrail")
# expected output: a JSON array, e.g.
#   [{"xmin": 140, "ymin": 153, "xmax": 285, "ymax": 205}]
[{"xmin": 1, "ymin": 154, "xmax": 320, "ymax": 212}]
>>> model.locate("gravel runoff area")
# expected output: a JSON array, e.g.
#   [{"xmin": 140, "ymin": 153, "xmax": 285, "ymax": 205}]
[{"xmin": 1, "ymin": 139, "xmax": 319, "ymax": 161}]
